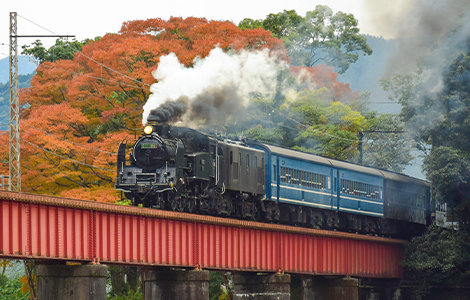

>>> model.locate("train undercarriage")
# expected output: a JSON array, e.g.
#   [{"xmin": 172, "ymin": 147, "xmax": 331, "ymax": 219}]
[{"xmin": 123, "ymin": 183, "xmax": 424, "ymax": 239}]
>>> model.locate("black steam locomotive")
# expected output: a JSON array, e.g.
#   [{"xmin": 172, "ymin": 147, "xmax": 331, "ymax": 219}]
[{"xmin": 116, "ymin": 121, "xmax": 438, "ymax": 237}]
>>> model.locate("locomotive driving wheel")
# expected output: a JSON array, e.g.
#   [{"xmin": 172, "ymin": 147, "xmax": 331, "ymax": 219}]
[
  {"xmin": 186, "ymin": 197, "xmax": 197, "ymax": 213},
  {"xmin": 170, "ymin": 197, "xmax": 184, "ymax": 212}
]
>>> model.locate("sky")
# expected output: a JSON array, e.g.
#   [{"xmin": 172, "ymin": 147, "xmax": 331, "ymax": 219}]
[{"xmin": 0, "ymin": 0, "xmax": 411, "ymax": 59}]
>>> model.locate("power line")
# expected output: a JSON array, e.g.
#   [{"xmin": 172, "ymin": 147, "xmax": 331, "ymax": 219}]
[
  {"xmin": 69, "ymin": 47, "xmax": 152, "ymax": 88},
  {"xmin": 257, "ymin": 99, "xmax": 359, "ymax": 143},
  {"xmin": 22, "ymin": 122, "xmax": 118, "ymax": 155},
  {"xmin": 15, "ymin": 14, "xmax": 152, "ymax": 89},
  {"xmin": 21, "ymin": 129, "xmax": 115, "ymax": 164},
  {"xmin": 0, "ymin": 54, "xmax": 150, "ymax": 91},
  {"xmin": 18, "ymin": 15, "xmax": 57, "ymax": 35},
  {"xmin": 21, "ymin": 138, "xmax": 116, "ymax": 172},
  {"xmin": 38, "ymin": 63, "xmax": 151, "ymax": 91}
]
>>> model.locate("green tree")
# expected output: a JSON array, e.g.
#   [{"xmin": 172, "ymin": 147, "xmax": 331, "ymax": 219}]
[
  {"xmin": 384, "ymin": 14, "xmax": 470, "ymax": 295},
  {"xmin": 379, "ymin": 73, "xmax": 422, "ymax": 134},
  {"xmin": 0, "ymin": 274, "xmax": 29, "ymax": 300},
  {"xmin": 209, "ymin": 272, "xmax": 229, "ymax": 300},
  {"xmin": 21, "ymin": 38, "xmax": 99, "ymax": 64},
  {"xmin": 383, "ymin": 42, "xmax": 470, "ymax": 220},
  {"xmin": 108, "ymin": 266, "xmax": 141, "ymax": 299},
  {"xmin": 402, "ymin": 224, "xmax": 470, "ymax": 299},
  {"xmin": 237, "ymin": 18, "xmax": 263, "ymax": 31},
  {"xmin": 243, "ymin": 89, "xmax": 366, "ymax": 161},
  {"xmin": 361, "ymin": 113, "xmax": 414, "ymax": 173},
  {"xmin": 240, "ymin": 73, "xmax": 411, "ymax": 170},
  {"xmin": 239, "ymin": 6, "xmax": 372, "ymax": 73},
  {"xmin": 261, "ymin": 10, "xmax": 303, "ymax": 40}
]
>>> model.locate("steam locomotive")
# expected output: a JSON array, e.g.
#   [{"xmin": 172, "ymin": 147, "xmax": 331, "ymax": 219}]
[{"xmin": 116, "ymin": 120, "xmax": 438, "ymax": 237}]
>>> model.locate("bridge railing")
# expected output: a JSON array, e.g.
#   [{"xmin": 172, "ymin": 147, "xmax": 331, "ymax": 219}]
[{"xmin": 0, "ymin": 191, "xmax": 405, "ymax": 278}]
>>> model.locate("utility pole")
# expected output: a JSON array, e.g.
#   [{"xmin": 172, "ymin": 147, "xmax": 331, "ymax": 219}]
[
  {"xmin": 9, "ymin": 12, "xmax": 20, "ymax": 192},
  {"xmin": 8, "ymin": 12, "xmax": 75, "ymax": 192},
  {"xmin": 357, "ymin": 130, "xmax": 405, "ymax": 165}
]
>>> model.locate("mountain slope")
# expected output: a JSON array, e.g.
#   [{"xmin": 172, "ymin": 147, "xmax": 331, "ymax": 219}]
[{"xmin": 0, "ymin": 56, "xmax": 37, "ymax": 83}]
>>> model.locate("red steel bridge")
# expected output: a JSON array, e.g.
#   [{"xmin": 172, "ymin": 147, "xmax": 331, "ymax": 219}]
[{"xmin": 0, "ymin": 191, "xmax": 404, "ymax": 278}]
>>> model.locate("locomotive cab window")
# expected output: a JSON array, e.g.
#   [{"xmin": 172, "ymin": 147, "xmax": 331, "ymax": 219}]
[
  {"xmin": 230, "ymin": 151, "xmax": 233, "ymax": 164},
  {"xmin": 210, "ymin": 145, "xmax": 216, "ymax": 159}
]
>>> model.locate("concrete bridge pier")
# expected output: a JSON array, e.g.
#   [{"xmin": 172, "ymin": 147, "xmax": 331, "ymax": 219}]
[
  {"xmin": 36, "ymin": 263, "xmax": 107, "ymax": 300},
  {"xmin": 232, "ymin": 272, "xmax": 291, "ymax": 300},
  {"xmin": 303, "ymin": 277, "xmax": 359, "ymax": 300},
  {"xmin": 302, "ymin": 277, "xmax": 402, "ymax": 300},
  {"xmin": 142, "ymin": 268, "xmax": 210, "ymax": 300}
]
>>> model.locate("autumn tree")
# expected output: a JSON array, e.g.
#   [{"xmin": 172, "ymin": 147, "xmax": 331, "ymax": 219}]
[
  {"xmin": 9, "ymin": 17, "xmax": 286, "ymax": 201},
  {"xmin": 290, "ymin": 65, "xmax": 360, "ymax": 103}
]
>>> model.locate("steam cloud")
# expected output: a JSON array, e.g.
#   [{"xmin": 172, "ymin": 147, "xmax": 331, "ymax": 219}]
[
  {"xmin": 368, "ymin": 2, "xmax": 470, "ymax": 136},
  {"xmin": 363, "ymin": 0, "xmax": 470, "ymax": 75},
  {"xmin": 143, "ymin": 48, "xmax": 283, "ymax": 126}
]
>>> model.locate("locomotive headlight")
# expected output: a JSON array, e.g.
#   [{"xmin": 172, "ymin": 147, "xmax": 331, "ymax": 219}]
[{"xmin": 143, "ymin": 125, "xmax": 153, "ymax": 135}]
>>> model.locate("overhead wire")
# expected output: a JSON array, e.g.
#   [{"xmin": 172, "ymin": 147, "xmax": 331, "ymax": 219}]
[
  {"xmin": 0, "ymin": 49, "xmax": 39, "ymax": 65},
  {"xmin": 38, "ymin": 63, "xmax": 151, "ymax": 91},
  {"xmin": 21, "ymin": 139, "xmax": 116, "ymax": 172},
  {"xmin": 22, "ymin": 122, "xmax": 117, "ymax": 155},
  {"xmin": 21, "ymin": 129, "xmax": 116, "ymax": 164},
  {"xmin": 0, "ymin": 49, "xmax": 150, "ymax": 92},
  {"xmin": 256, "ymin": 99, "xmax": 360, "ymax": 143},
  {"xmin": 18, "ymin": 13, "xmax": 152, "ymax": 89},
  {"xmin": 18, "ymin": 15, "xmax": 57, "ymax": 35}
]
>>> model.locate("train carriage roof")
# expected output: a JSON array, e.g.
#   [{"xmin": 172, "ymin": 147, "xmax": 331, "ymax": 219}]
[{"xmin": 249, "ymin": 142, "xmax": 430, "ymax": 186}]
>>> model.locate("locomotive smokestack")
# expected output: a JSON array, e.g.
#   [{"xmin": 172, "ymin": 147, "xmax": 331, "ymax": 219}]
[
  {"xmin": 147, "ymin": 98, "xmax": 188, "ymax": 125},
  {"xmin": 146, "ymin": 114, "xmax": 159, "ymax": 126}
]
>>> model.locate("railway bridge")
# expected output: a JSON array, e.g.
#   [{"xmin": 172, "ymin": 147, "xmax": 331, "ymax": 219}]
[{"xmin": 0, "ymin": 191, "xmax": 406, "ymax": 299}]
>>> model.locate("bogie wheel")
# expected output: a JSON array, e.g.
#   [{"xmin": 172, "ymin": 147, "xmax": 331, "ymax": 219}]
[
  {"xmin": 171, "ymin": 198, "xmax": 184, "ymax": 212},
  {"xmin": 225, "ymin": 198, "xmax": 233, "ymax": 216},
  {"xmin": 186, "ymin": 198, "xmax": 197, "ymax": 213}
]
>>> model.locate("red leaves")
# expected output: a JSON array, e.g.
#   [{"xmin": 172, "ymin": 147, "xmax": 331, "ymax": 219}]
[{"xmin": 290, "ymin": 65, "xmax": 359, "ymax": 103}]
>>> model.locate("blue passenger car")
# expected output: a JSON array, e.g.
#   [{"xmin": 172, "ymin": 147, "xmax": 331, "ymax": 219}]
[{"xmin": 248, "ymin": 141, "xmax": 430, "ymax": 234}]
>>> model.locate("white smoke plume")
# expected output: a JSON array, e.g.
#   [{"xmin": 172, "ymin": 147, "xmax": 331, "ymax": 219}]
[
  {"xmin": 363, "ymin": 0, "xmax": 470, "ymax": 75},
  {"xmin": 142, "ymin": 48, "xmax": 284, "ymax": 126}
]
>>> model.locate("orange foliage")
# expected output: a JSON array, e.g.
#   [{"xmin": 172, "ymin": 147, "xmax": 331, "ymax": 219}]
[
  {"xmin": 19, "ymin": 274, "xmax": 35, "ymax": 295},
  {"xmin": 290, "ymin": 65, "xmax": 359, "ymax": 103},
  {"xmin": 60, "ymin": 186, "xmax": 121, "ymax": 203},
  {"xmin": 1, "ymin": 17, "xmax": 285, "ymax": 202}
]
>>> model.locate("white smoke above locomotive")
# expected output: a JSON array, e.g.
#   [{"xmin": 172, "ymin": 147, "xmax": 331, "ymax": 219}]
[{"xmin": 142, "ymin": 47, "xmax": 283, "ymax": 126}]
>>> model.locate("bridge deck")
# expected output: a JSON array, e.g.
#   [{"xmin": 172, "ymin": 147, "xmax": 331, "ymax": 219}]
[{"xmin": 0, "ymin": 191, "xmax": 404, "ymax": 278}]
